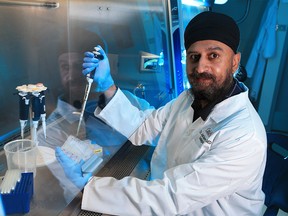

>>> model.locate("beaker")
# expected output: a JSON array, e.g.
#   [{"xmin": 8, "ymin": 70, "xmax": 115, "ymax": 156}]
[{"xmin": 4, "ymin": 139, "xmax": 37, "ymax": 177}]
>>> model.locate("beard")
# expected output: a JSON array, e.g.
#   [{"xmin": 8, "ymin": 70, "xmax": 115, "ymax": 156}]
[{"xmin": 189, "ymin": 70, "xmax": 234, "ymax": 103}]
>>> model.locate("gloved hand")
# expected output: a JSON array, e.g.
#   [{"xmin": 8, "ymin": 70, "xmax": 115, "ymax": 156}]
[
  {"xmin": 82, "ymin": 45, "xmax": 114, "ymax": 92},
  {"xmin": 55, "ymin": 147, "xmax": 92, "ymax": 189}
]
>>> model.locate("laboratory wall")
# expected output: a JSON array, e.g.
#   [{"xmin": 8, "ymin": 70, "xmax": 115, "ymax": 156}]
[
  {"xmin": 212, "ymin": 0, "xmax": 267, "ymax": 65},
  {"xmin": 257, "ymin": 0, "xmax": 288, "ymax": 134},
  {"xmin": 214, "ymin": 0, "xmax": 288, "ymax": 135}
]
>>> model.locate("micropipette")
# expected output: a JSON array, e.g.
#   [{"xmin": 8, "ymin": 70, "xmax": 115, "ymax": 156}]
[
  {"xmin": 31, "ymin": 91, "xmax": 41, "ymax": 142},
  {"xmin": 18, "ymin": 91, "xmax": 30, "ymax": 139},
  {"xmin": 76, "ymin": 47, "xmax": 104, "ymax": 137},
  {"xmin": 16, "ymin": 84, "xmax": 47, "ymax": 140},
  {"xmin": 76, "ymin": 75, "xmax": 93, "ymax": 137},
  {"xmin": 38, "ymin": 88, "xmax": 46, "ymax": 139},
  {"xmin": 35, "ymin": 83, "xmax": 47, "ymax": 139}
]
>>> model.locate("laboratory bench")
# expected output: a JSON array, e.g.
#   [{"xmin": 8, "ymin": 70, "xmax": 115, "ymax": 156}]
[{"xmin": 0, "ymin": 140, "xmax": 154, "ymax": 216}]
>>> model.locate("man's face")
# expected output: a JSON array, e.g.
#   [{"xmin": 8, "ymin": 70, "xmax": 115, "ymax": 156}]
[
  {"xmin": 58, "ymin": 52, "xmax": 86, "ymax": 103},
  {"xmin": 186, "ymin": 40, "xmax": 240, "ymax": 102}
]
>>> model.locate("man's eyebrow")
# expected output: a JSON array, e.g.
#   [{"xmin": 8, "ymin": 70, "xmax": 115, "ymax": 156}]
[
  {"xmin": 186, "ymin": 50, "xmax": 199, "ymax": 55},
  {"xmin": 207, "ymin": 46, "xmax": 224, "ymax": 52},
  {"xmin": 186, "ymin": 46, "xmax": 224, "ymax": 54}
]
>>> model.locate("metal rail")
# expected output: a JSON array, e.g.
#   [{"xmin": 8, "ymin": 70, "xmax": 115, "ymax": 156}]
[{"xmin": 0, "ymin": 1, "xmax": 59, "ymax": 8}]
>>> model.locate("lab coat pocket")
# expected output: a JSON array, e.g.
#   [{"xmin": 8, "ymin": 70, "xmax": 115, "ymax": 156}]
[{"xmin": 175, "ymin": 130, "xmax": 215, "ymax": 165}]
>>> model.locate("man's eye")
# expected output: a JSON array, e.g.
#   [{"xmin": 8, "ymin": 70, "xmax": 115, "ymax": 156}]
[
  {"xmin": 190, "ymin": 55, "xmax": 200, "ymax": 62},
  {"xmin": 60, "ymin": 64, "xmax": 69, "ymax": 71},
  {"xmin": 209, "ymin": 53, "xmax": 219, "ymax": 59}
]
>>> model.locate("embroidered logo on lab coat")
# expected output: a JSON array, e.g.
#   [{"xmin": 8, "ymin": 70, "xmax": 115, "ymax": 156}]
[{"xmin": 199, "ymin": 128, "xmax": 213, "ymax": 144}]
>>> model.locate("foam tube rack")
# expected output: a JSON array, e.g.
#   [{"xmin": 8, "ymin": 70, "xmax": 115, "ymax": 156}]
[{"xmin": 1, "ymin": 172, "xmax": 33, "ymax": 215}]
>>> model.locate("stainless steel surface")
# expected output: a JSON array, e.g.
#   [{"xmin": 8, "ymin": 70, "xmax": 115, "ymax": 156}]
[
  {"xmin": 60, "ymin": 141, "xmax": 154, "ymax": 216},
  {"xmin": 0, "ymin": 0, "xmax": 69, "ymax": 140}
]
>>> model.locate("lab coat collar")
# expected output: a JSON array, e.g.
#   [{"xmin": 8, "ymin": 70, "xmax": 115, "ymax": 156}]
[
  {"xmin": 208, "ymin": 83, "xmax": 249, "ymax": 123},
  {"xmin": 191, "ymin": 79, "xmax": 245, "ymax": 121}
]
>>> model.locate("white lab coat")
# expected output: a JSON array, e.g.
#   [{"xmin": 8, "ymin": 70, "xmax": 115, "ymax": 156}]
[{"xmin": 82, "ymin": 84, "xmax": 267, "ymax": 216}]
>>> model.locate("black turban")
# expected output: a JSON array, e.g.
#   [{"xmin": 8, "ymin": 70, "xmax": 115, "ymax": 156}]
[{"xmin": 184, "ymin": 11, "xmax": 240, "ymax": 53}]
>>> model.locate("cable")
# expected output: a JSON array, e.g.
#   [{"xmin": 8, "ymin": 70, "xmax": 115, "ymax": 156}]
[{"xmin": 236, "ymin": 0, "xmax": 251, "ymax": 24}]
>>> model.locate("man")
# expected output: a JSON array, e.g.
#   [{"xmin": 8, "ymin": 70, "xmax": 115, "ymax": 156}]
[{"xmin": 56, "ymin": 11, "xmax": 267, "ymax": 215}]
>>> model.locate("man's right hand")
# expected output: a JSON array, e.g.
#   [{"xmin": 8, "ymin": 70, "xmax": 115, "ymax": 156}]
[{"xmin": 82, "ymin": 45, "xmax": 114, "ymax": 92}]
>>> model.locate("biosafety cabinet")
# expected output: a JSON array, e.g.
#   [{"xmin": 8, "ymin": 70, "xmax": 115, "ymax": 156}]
[
  {"xmin": 0, "ymin": 0, "xmax": 287, "ymax": 215},
  {"xmin": 0, "ymin": 0, "xmax": 185, "ymax": 142}
]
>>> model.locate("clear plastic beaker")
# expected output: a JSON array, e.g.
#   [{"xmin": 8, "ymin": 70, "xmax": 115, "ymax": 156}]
[{"xmin": 4, "ymin": 139, "xmax": 37, "ymax": 177}]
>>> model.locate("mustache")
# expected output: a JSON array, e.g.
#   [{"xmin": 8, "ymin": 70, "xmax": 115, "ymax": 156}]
[{"xmin": 190, "ymin": 71, "xmax": 216, "ymax": 81}]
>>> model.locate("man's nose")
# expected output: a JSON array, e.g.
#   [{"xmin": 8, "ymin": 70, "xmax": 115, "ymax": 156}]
[
  {"xmin": 69, "ymin": 65, "xmax": 81, "ymax": 80},
  {"xmin": 196, "ymin": 57, "xmax": 209, "ymax": 73}
]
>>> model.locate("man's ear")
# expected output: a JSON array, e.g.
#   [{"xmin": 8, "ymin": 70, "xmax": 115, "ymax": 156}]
[{"xmin": 232, "ymin": 52, "xmax": 241, "ymax": 74}]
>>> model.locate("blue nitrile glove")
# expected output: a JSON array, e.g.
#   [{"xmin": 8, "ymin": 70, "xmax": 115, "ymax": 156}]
[
  {"xmin": 82, "ymin": 45, "xmax": 114, "ymax": 92},
  {"xmin": 55, "ymin": 147, "xmax": 92, "ymax": 189}
]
